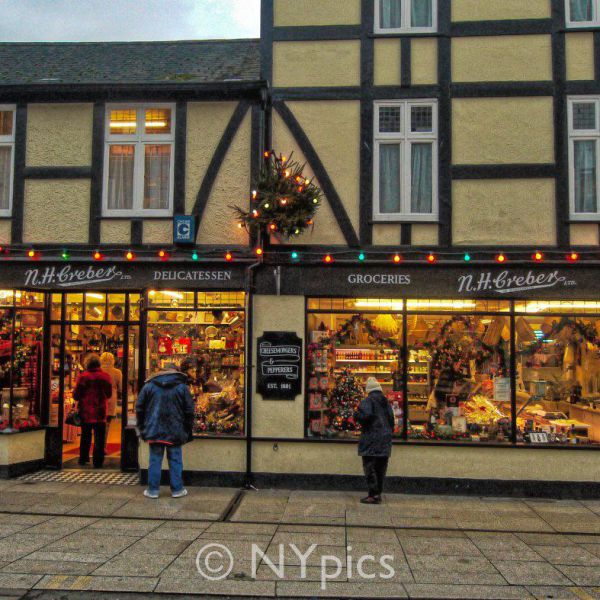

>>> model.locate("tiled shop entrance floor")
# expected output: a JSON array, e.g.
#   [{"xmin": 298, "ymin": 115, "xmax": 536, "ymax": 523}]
[{"xmin": 18, "ymin": 469, "xmax": 138, "ymax": 486}]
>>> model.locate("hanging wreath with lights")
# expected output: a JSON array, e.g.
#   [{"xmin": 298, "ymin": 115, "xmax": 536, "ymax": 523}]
[{"xmin": 232, "ymin": 151, "xmax": 323, "ymax": 239}]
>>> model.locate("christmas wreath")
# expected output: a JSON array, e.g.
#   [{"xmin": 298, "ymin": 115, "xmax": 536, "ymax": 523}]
[{"xmin": 232, "ymin": 151, "xmax": 323, "ymax": 238}]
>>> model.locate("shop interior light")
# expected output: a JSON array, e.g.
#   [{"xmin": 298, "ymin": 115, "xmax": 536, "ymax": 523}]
[
  {"xmin": 567, "ymin": 252, "xmax": 580, "ymax": 262},
  {"xmin": 355, "ymin": 299, "xmax": 404, "ymax": 310},
  {"xmin": 393, "ymin": 254, "xmax": 401, "ymax": 263},
  {"xmin": 533, "ymin": 251, "xmax": 544, "ymax": 262},
  {"xmin": 61, "ymin": 249, "xmax": 70, "ymax": 260},
  {"xmin": 406, "ymin": 299, "xmax": 477, "ymax": 310},
  {"xmin": 225, "ymin": 252, "xmax": 233, "ymax": 262},
  {"xmin": 358, "ymin": 253, "xmax": 365, "ymax": 261},
  {"xmin": 125, "ymin": 251, "xmax": 134, "ymax": 261},
  {"xmin": 93, "ymin": 250, "xmax": 104, "ymax": 261},
  {"xmin": 192, "ymin": 251, "xmax": 199, "ymax": 261},
  {"xmin": 496, "ymin": 253, "xmax": 506, "ymax": 263},
  {"xmin": 86, "ymin": 293, "xmax": 104, "ymax": 300},
  {"xmin": 162, "ymin": 291, "xmax": 184, "ymax": 300},
  {"xmin": 427, "ymin": 253, "xmax": 436, "ymax": 263},
  {"xmin": 464, "ymin": 253, "xmax": 471, "ymax": 262},
  {"xmin": 324, "ymin": 254, "xmax": 333, "ymax": 264}
]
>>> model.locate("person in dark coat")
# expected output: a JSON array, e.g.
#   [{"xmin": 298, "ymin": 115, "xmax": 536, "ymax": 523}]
[
  {"xmin": 73, "ymin": 354, "xmax": 113, "ymax": 468},
  {"xmin": 355, "ymin": 377, "xmax": 395, "ymax": 505},
  {"xmin": 136, "ymin": 363, "xmax": 195, "ymax": 499}
]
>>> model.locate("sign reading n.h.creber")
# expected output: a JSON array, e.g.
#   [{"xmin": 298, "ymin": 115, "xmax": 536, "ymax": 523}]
[
  {"xmin": 24, "ymin": 265, "xmax": 125, "ymax": 288},
  {"xmin": 457, "ymin": 270, "xmax": 576, "ymax": 295}
]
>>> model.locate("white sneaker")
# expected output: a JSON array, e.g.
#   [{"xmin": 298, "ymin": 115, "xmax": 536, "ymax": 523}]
[
  {"xmin": 172, "ymin": 488, "xmax": 188, "ymax": 498},
  {"xmin": 144, "ymin": 489, "xmax": 159, "ymax": 499}
]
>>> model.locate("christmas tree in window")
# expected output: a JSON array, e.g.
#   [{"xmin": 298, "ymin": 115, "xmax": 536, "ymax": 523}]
[{"xmin": 327, "ymin": 369, "xmax": 364, "ymax": 434}]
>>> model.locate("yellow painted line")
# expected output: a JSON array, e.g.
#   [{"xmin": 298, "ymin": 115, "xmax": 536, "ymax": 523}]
[
  {"xmin": 45, "ymin": 575, "xmax": 68, "ymax": 590},
  {"xmin": 70, "ymin": 575, "xmax": 92, "ymax": 590},
  {"xmin": 571, "ymin": 587, "xmax": 595, "ymax": 600}
]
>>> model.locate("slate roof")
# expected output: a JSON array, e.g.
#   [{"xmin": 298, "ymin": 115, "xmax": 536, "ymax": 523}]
[{"xmin": 0, "ymin": 40, "xmax": 261, "ymax": 85}]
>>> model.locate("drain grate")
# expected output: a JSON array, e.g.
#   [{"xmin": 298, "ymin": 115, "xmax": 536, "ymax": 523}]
[{"xmin": 18, "ymin": 469, "xmax": 139, "ymax": 486}]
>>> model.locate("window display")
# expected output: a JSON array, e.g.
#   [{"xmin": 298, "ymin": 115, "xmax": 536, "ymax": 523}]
[
  {"xmin": 146, "ymin": 291, "xmax": 245, "ymax": 436},
  {"xmin": 0, "ymin": 291, "xmax": 44, "ymax": 432}
]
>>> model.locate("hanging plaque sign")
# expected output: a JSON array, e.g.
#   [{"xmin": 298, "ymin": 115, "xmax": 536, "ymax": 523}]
[{"xmin": 256, "ymin": 332, "xmax": 302, "ymax": 400}]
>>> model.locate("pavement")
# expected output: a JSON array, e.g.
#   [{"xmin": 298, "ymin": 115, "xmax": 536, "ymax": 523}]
[{"xmin": 1, "ymin": 475, "xmax": 600, "ymax": 598}]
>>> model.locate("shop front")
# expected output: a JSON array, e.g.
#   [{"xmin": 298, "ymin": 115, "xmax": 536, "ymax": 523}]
[{"xmin": 0, "ymin": 261, "xmax": 249, "ymax": 477}]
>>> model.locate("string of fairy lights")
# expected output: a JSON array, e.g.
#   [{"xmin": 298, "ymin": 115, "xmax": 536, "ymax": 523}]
[{"xmin": 0, "ymin": 246, "xmax": 590, "ymax": 264}]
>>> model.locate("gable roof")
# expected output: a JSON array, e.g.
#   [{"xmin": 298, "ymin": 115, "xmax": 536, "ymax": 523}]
[{"xmin": 0, "ymin": 40, "xmax": 261, "ymax": 86}]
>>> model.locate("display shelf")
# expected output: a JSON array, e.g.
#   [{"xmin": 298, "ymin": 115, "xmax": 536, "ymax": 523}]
[{"xmin": 336, "ymin": 359, "xmax": 396, "ymax": 363}]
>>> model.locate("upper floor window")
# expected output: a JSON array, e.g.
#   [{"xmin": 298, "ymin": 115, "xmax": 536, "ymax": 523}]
[
  {"xmin": 567, "ymin": 0, "xmax": 600, "ymax": 27},
  {"xmin": 103, "ymin": 104, "xmax": 175, "ymax": 217},
  {"xmin": 376, "ymin": 0, "xmax": 437, "ymax": 34},
  {"xmin": 373, "ymin": 100, "xmax": 438, "ymax": 222},
  {"xmin": 569, "ymin": 97, "xmax": 600, "ymax": 219},
  {"xmin": 0, "ymin": 106, "xmax": 15, "ymax": 216}
]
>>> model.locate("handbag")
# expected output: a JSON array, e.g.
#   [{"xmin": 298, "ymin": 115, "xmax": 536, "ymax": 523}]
[{"xmin": 65, "ymin": 408, "xmax": 82, "ymax": 427}]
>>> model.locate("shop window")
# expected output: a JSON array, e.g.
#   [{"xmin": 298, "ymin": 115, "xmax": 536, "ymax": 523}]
[
  {"xmin": 103, "ymin": 104, "xmax": 174, "ymax": 217},
  {"xmin": 0, "ymin": 105, "xmax": 15, "ymax": 216},
  {"xmin": 566, "ymin": 0, "xmax": 600, "ymax": 27},
  {"xmin": 568, "ymin": 97, "xmax": 600, "ymax": 219},
  {"xmin": 373, "ymin": 100, "xmax": 438, "ymax": 222},
  {"xmin": 376, "ymin": 0, "xmax": 437, "ymax": 33},
  {"xmin": 146, "ymin": 292, "xmax": 246, "ymax": 436},
  {"xmin": 0, "ymin": 292, "xmax": 44, "ymax": 433},
  {"xmin": 515, "ymin": 312, "xmax": 600, "ymax": 446}
]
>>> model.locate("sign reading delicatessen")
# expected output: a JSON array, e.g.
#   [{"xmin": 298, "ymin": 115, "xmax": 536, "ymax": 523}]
[
  {"xmin": 2, "ymin": 263, "xmax": 247, "ymax": 290},
  {"xmin": 256, "ymin": 265, "xmax": 595, "ymax": 299}
]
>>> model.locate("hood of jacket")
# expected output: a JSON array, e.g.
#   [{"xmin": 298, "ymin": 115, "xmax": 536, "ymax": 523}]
[
  {"xmin": 146, "ymin": 370, "xmax": 188, "ymax": 388},
  {"xmin": 368, "ymin": 390, "xmax": 388, "ymax": 403}
]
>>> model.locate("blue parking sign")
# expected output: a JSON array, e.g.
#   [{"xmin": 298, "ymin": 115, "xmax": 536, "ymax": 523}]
[{"xmin": 173, "ymin": 216, "xmax": 195, "ymax": 244}]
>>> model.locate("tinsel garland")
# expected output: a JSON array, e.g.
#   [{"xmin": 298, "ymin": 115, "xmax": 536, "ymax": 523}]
[{"xmin": 232, "ymin": 151, "xmax": 323, "ymax": 239}]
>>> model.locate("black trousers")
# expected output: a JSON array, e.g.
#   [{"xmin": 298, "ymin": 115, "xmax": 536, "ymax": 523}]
[
  {"xmin": 80, "ymin": 422, "xmax": 106, "ymax": 468},
  {"xmin": 362, "ymin": 456, "xmax": 389, "ymax": 497}
]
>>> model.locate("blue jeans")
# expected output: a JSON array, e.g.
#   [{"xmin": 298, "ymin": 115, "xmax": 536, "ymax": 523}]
[{"xmin": 148, "ymin": 444, "xmax": 184, "ymax": 493}]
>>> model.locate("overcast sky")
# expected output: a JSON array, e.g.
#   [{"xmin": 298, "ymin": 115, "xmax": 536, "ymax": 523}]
[{"xmin": 0, "ymin": 0, "xmax": 261, "ymax": 42}]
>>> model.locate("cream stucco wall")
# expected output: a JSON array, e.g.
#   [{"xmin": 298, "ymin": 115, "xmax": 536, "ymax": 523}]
[
  {"xmin": 272, "ymin": 111, "xmax": 346, "ymax": 246},
  {"xmin": 412, "ymin": 38, "xmax": 438, "ymax": 85},
  {"xmin": 0, "ymin": 430, "xmax": 45, "ymax": 467},
  {"xmin": 24, "ymin": 180, "xmax": 90, "ymax": 244},
  {"xmin": 253, "ymin": 295, "xmax": 305, "ymax": 438},
  {"xmin": 196, "ymin": 112, "xmax": 250, "ymax": 246},
  {"xmin": 139, "ymin": 439, "xmax": 245, "ymax": 472},
  {"xmin": 374, "ymin": 39, "xmax": 402, "ymax": 87},
  {"xmin": 452, "ymin": 0, "xmax": 550, "ymax": 21},
  {"xmin": 143, "ymin": 220, "xmax": 172, "ymax": 245},
  {"xmin": 452, "ymin": 36, "xmax": 552, "ymax": 83},
  {"xmin": 570, "ymin": 223, "xmax": 599, "ymax": 246},
  {"xmin": 566, "ymin": 33, "xmax": 595, "ymax": 81},
  {"xmin": 452, "ymin": 179, "xmax": 556, "ymax": 246},
  {"xmin": 287, "ymin": 101, "xmax": 360, "ymax": 236},
  {"xmin": 372, "ymin": 224, "xmax": 401, "ymax": 246},
  {"xmin": 411, "ymin": 224, "xmax": 439, "ymax": 247},
  {"xmin": 453, "ymin": 97, "xmax": 554, "ymax": 165},
  {"xmin": 185, "ymin": 102, "xmax": 237, "ymax": 215},
  {"xmin": 274, "ymin": 0, "xmax": 361, "ymax": 26},
  {"xmin": 26, "ymin": 104, "xmax": 93, "ymax": 167},
  {"xmin": 273, "ymin": 41, "xmax": 361, "ymax": 88},
  {"xmin": 253, "ymin": 442, "xmax": 600, "ymax": 482},
  {"xmin": 0, "ymin": 221, "xmax": 11, "ymax": 245},
  {"xmin": 100, "ymin": 220, "xmax": 131, "ymax": 245}
]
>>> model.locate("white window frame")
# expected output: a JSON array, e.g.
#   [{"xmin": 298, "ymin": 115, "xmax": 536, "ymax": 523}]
[
  {"xmin": 373, "ymin": 99, "xmax": 438, "ymax": 222},
  {"xmin": 566, "ymin": 0, "xmax": 600, "ymax": 28},
  {"xmin": 375, "ymin": 0, "xmax": 437, "ymax": 34},
  {"xmin": 568, "ymin": 96, "xmax": 600, "ymax": 220},
  {"xmin": 102, "ymin": 103, "xmax": 175, "ymax": 217},
  {"xmin": 0, "ymin": 105, "xmax": 16, "ymax": 217}
]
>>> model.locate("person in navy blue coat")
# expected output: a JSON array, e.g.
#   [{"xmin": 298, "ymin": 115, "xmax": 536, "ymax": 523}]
[{"xmin": 136, "ymin": 363, "xmax": 195, "ymax": 499}]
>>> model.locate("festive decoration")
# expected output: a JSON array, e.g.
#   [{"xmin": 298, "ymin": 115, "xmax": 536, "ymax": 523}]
[
  {"xmin": 327, "ymin": 369, "xmax": 363, "ymax": 433},
  {"xmin": 232, "ymin": 151, "xmax": 323, "ymax": 239}
]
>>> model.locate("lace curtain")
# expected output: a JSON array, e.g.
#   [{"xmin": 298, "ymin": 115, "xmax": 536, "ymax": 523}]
[
  {"xmin": 0, "ymin": 147, "xmax": 11, "ymax": 210},
  {"xmin": 107, "ymin": 145, "xmax": 134, "ymax": 210},
  {"xmin": 574, "ymin": 140, "xmax": 597, "ymax": 213},
  {"xmin": 570, "ymin": 0, "xmax": 593, "ymax": 21}
]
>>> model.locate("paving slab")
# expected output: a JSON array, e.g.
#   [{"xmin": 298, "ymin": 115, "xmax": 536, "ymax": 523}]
[
  {"xmin": 0, "ymin": 559, "xmax": 103, "ymax": 575},
  {"xmin": 34, "ymin": 574, "xmax": 158, "ymax": 593},
  {"xmin": 406, "ymin": 555, "xmax": 499, "ymax": 574},
  {"xmin": 493, "ymin": 560, "xmax": 573, "ymax": 586},
  {"xmin": 557, "ymin": 566, "xmax": 600, "ymax": 586},
  {"xmin": 404, "ymin": 583, "xmax": 533, "ymax": 599},
  {"xmin": 155, "ymin": 575, "xmax": 276, "ymax": 596},
  {"xmin": 526, "ymin": 586, "xmax": 600, "ymax": 599},
  {"xmin": 0, "ymin": 574, "xmax": 42, "ymax": 590},
  {"xmin": 276, "ymin": 580, "xmax": 407, "ymax": 598},
  {"xmin": 532, "ymin": 545, "xmax": 600, "ymax": 566}
]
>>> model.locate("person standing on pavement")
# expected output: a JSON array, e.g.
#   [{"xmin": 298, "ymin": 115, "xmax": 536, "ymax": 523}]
[
  {"xmin": 355, "ymin": 377, "xmax": 395, "ymax": 505},
  {"xmin": 136, "ymin": 362, "xmax": 194, "ymax": 499},
  {"xmin": 100, "ymin": 352, "xmax": 122, "ymax": 437},
  {"xmin": 73, "ymin": 354, "xmax": 113, "ymax": 468}
]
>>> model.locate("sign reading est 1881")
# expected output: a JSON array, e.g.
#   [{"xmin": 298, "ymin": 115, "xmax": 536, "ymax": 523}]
[{"xmin": 256, "ymin": 332, "xmax": 302, "ymax": 400}]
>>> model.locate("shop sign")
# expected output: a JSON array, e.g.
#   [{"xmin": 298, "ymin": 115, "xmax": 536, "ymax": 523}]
[
  {"xmin": 256, "ymin": 332, "xmax": 302, "ymax": 400},
  {"xmin": 173, "ymin": 216, "xmax": 195, "ymax": 244},
  {"xmin": 457, "ymin": 271, "xmax": 576, "ymax": 295},
  {"xmin": 6, "ymin": 262, "xmax": 245, "ymax": 290}
]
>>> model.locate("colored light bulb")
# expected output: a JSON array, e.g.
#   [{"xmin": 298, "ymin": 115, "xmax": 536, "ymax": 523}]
[
  {"xmin": 126, "ymin": 251, "xmax": 134, "ymax": 261},
  {"xmin": 533, "ymin": 251, "xmax": 543, "ymax": 262},
  {"xmin": 291, "ymin": 252, "xmax": 299, "ymax": 260},
  {"xmin": 27, "ymin": 249, "xmax": 36, "ymax": 259},
  {"xmin": 255, "ymin": 247, "xmax": 263, "ymax": 256},
  {"xmin": 158, "ymin": 249, "xmax": 168, "ymax": 261},
  {"xmin": 358, "ymin": 253, "xmax": 365, "ymax": 261},
  {"xmin": 496, "ymin": 253, "xmax": 506, "ymax": 263},
  {"xmin": 324, "ymin": 254, "xmax": 333, "ymax": 264},
  {"xmin": 427, "ymin": 253, "xmax": 436, "ymax": 263},
  {"xmin": 192, "ymin": 252, "xmax": 199, "ymax": 261},
  {"xmin": 393, "ymin": 254, "xmax": 401, "ymax": 263},
  {"xmin": 93, "ymin": 251, "xmax": 103, "ymax": 261},
  {"xmin": 61, "ymin": 249, "xmax": 70, "ymax": 260},
  {"xmin": 225, "ymin": 252, "xmax": 233, "ymax": 262},
  {"xmin": 464, "ymin": 253, "xmax": 471, "ymax": 262},
  {"xmin": 567, "ymin": 252, "xmax": 580, "ymax": 262}
]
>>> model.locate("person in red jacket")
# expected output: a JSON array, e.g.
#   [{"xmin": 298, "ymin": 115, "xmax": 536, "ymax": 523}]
[{"xmin": 73, "ymin": 354, "xmax": 113, "ymax": 468}]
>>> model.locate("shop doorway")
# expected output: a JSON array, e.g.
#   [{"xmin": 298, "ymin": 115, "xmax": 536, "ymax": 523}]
[{"xmin": 45, "ymin": 293, "xmax": 141, "ymax": 471}]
